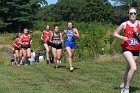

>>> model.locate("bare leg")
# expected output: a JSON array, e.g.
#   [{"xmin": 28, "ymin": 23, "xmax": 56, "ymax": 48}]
[
  {"xmin": 52, "ymin": 47, "xmax": 57, "ymax": 67},
  {"xmin": 56, "ymin": 49, "xmax": 62, "ymax": 64},
  {"xmin": 122, "ymin": 51, "xmax": 137, "ymax": 88},
  {"xmin": 22, "ymin": 48, "xmax": 27, "ymax": 65},
  {"xmin": 44, "ymin": 44, "xmax": 50, "ymax": 63}
]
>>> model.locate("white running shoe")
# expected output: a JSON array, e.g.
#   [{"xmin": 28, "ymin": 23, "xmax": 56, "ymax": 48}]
[
  {"xmin": 124, "ymin": 88, "xmax": 129, "ymax": 93},
  {"xmin": 120, "ymin": 88, "xmax": 125, "ymax": 93},
  {"xmin": 59, "ymin": 60, "xmax": 61, "ymax": 64},
  {"xmin": 17, "ymin": 64, "xmax": 20, "ymax": 67},
  {"xmin": 70, "ymin": 67, "xmax": 74, "ymax": 72},
  {"xmin": 25, "ymin": 64, "xmax": 28, "ymax": 66}
]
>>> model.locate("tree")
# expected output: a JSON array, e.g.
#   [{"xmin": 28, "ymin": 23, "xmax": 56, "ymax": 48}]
[{"xmin": 0, "ymin": 0, "xmax": 40, "ymax": 32}]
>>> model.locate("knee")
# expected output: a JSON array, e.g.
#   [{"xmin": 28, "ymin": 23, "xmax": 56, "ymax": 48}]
[
  {"xmin": 68, "ymin": 55, "xmax": 72, "ymax": 58},
  {"xmin": 16, "ymin": 56, "xmax": 19, "ymax": 58},
  {"xmin": 46, "ymin": 50, "xmax": 50, "ymax": 53},
  {"xmin": 27, "ymin": 55, "xmax": 31, "ymax": 58},
  {"xmin": 131, "ymin": 67, "xmax": 137, "ymax": 72},
  {"xmin": 54, "ymin": 55, "xmax": 57, "ymax": 59},
  {"xmin": 57, "ymin": 56, "xmax": 61, "ymax": 60}
]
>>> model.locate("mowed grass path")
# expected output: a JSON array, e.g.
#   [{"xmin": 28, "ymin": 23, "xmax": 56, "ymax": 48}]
[{"xmin": 0, "ymin": 60, "xmax": 140, "ymax": 93}]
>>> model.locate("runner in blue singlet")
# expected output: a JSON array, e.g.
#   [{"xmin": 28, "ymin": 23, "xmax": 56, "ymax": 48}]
[{"xmin": 62, "ymin": 21, "xmax": 80, "ymax": 72}]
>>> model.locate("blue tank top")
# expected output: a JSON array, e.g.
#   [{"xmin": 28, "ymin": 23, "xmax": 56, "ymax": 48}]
[{"xmin": 66, "ymin": 28, "xmax": 76, "ymax": 42}]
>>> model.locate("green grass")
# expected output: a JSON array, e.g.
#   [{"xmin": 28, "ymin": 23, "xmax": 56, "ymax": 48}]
[{"xmin": 0, "ymin": 59, "xmax": 139, "ymax": 93}]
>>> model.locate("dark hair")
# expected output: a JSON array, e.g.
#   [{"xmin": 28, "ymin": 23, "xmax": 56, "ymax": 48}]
[
  {"xmin": 68, "ymin": 21, "xmax": 72, "ymax": 24},
  {"xmin": 54, "ymin": 24, "xmax": 59, "ymax": 28},
  {"xmin": 67, "ymin": 21, "xmax": 75, "ymax": 28},
  {"xmin": 31, "ymin": 50, "xmax": 33, "ymax": 52},
  {"xmin": 15, "ymin": 33, "xmax": 21, "ymax": 39}
]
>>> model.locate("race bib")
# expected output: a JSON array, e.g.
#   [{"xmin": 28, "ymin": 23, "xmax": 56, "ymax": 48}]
[
  {"xmin": 129, "ymin": 38, "xmax": 139, "ymax": 46},
  {"xmin": 18, "ymin": 43, "xmax": 22, "ymax": 47},
  {"xmin": 24, "ymin": 42, "xmax": 29, "ymax": 46},
  {"xmin": 54, "ymin": 40, "xmax": 60, "ymax": 44},
  {"xmin": 45, "ymin": 37, "xmax": 50, "ymax": 42}
]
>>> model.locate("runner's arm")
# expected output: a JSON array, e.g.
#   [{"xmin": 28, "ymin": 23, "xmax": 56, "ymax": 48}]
[
  {"xmin": 49, "ymin": 33, "xmax": 54, "ymax": 43},
  {"xmin": 60, "ymin": 33, "xmax": 64, "ymax": 43},
  {"xmin": 74, "ymin": 28, "xmax": 80, "ymax": 38},
  {"xmin": 62, "ymin": 30, "xmax": 66, "ymax": 37},
  {"xmin": 113, "ymin": 22, "xmax": 128, "ymax": 41},
  {"xmin": 41, "ymin": 34, "xmax": 43, "ymax": 40}
]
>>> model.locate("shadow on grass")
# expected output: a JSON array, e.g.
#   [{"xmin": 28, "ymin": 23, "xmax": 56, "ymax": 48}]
[
  {"xmin": 114, "ymin": 86, "xmax": 140, "ymax": 93},
  {"xmin": 58, "ymin": 65, "xmax": 67, "ymax": 68}
]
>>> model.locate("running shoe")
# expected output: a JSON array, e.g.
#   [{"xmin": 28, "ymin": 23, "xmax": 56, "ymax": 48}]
[
  {"xmin": 124, "ymin": 88, "xmax": 129, "ymax": 93},
  {"xmin": 120, "ymin": 84, "xmax": 124, "ymax": 93},
  {"xmin": 54, "ymin": 65, "xmax": 58, "ymax": 69},
  {"xmin": 46, "ymin": 60, "xmax": 50, "ymax": 64},
  {"xmin": 120, "ymin": 87, "xmax": 124, "ymax": 93},
  {"xmin": 70, "ymin": 67, "xmax": 74, "ymax": 72}
]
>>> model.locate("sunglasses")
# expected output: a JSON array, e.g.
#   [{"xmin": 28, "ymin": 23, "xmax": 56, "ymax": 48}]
[{"xmin": 129, "ymin": 12, "xmax": 137, "ymax": 16}]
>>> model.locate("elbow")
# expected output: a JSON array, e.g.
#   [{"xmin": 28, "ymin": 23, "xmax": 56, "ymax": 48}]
[
  {"xmin": 112, "ymin": 33, "xmax": 116, "ymax": 38},
  {"xmin": 77, "ymin": 35, "xmax": 80, "ymax": 38}
]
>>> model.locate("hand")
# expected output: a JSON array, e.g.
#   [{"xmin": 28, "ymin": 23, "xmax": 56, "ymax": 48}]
[
  {"xmin": 122, "ymin": 37, "xmax": 129, "ymax": 41},
  {"xmin": 134, "ymin": 27, "xmax": 139, "ymax": 36},
  {"xmin": 57, "ymin": 41, "xmax": 61, "ymax": 45},
  {"xmin": 134, "ymin": 27, "xmax": 137, "ymax": 32}
]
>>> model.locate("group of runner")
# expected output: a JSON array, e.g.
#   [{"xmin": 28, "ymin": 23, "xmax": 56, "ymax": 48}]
[
  {"xmin": 11, "ymin": 29, "xmax": 32, "ymax": 66},
  {"xmin": 10, "ymin": 7, "xmax": 140, "ymax": 92},
  {"xmin": 11, "ymin": 21, "xmax": 80, "ymax": 72},
  {"xmin": 113, "ymin": 7, "xmax": 140, "ymax": 93}
]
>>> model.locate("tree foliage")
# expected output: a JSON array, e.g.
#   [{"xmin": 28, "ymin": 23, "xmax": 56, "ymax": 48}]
[
  {"xmin": 0, "ymin": 0, "xmax": 140, "ymax": 32},
  {"xmin": 0, "ymin": 0, "xmax": 40, "ymax": 32}
]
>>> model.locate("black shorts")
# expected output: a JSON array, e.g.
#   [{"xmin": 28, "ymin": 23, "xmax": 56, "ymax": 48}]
[
  {"xmin": 48, "ymin": 43, "xmax": 52, "ymax": 46},
  {"xmin": 14, "ymin": 48, "xmax": 20, "ymax": 50},
  {"xmin": 122, "ymin": 48, "xmax": 139, "ymax": 56},
  {"xmin": 21, "ymin": 46, "xmax": 31, "ymax": 49},
  {"xmin": 52, "ymin": 44, "xmax": 62, "ymax": 49},
  {"xmin": 11, "ymin": 59, "xmax": 15, "ymax": 62},
  {"xmin": 44, "ymin": 43, "xmax": 52, "ymax": 46}
]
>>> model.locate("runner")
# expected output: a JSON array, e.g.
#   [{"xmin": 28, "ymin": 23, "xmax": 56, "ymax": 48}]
[
  {"xmin": 50, "ymin": 24, "xmax": 63, "ymax": 69},
  {"xmin": 113, "ymin": 8, "xmax": 140, "ymax": 93},
  {"xmin": 62, "ymin": 21, "xmax": 80, "ymax": 72},
  {"xmin": 20, "ymin": 28, "xmax": 32, "ymax": 66},
  {"xmin": 11, "ymin": 33, "xmax": 22, "ymax": 66},
  {"xmin": 41, "ymin": 25, "xmax": 52, "ymax": 64}
]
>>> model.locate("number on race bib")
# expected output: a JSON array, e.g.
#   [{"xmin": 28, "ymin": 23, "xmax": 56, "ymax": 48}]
[{"xmin": 129, "ymin": 38, "xmax": 139, "ymax": 46}]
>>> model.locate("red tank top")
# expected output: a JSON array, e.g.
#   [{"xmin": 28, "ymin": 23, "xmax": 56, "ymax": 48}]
[
  {"xmin": 15, "ymin": 38, "xmax": 21, "ymax": 46},
  {"xmin": 21, "ymin": 35, "xmax": 31, "ymax": 47},
  {"xmin": 13, "ymin": 38, "xmax": 21, "ymax": 49},
  {"xmin": 43, "ymin": 31, "xmax": 51, "ymax": 43},
  {"xmin": 121, "ymin": 21, "xmax": 140, "ymax": 50}
]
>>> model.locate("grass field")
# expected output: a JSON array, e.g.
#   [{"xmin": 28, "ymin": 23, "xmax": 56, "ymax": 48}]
[{"xmin": 0, "ymin": 57, "xmax": 140, "ymax": 93}]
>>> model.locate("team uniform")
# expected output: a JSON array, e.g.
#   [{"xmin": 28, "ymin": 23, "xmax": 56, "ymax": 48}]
[
  {"xmin": 121, "ymin": 21, "xmax": 140, "ymax": 56},
  {"xmin": 21, "ymin": 35, "xmax": 31, "ymax": 48},
  {"xmin": 13, "ymin": 38, "xmax": 21, "ymax": 50},
  {"xmin": 52, "ymin": 32, "xmax": 62, "ymax": 49},
  {"xmin": 42, "ymin": 31, "xmax": 52, "ymax": 46},
  {"xmin": 64, "ymin": 28, "xmax": 76, "ymax": 49}
]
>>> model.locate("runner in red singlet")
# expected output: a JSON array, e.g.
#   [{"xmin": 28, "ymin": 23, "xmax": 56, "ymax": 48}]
[
  {"xmin": 20, "ymin": 28, "xmax": 32, "ymax": 66},
  {"xmin": 11, "ymin": 33, "xmax": 22, "ymax": 66},
  {"xmin": 41, "ymin": 25, "xmax": 52, "ymax": 64},
  {"xmin": 113, "ymin": 8, "xmax": 140, "ymax": 93}
]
